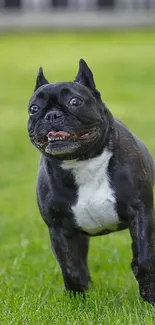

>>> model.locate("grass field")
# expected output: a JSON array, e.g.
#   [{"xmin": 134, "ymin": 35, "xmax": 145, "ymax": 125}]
[{"xmin": 0, "ymin": 29, "xmax": 155, "ymax": 325}]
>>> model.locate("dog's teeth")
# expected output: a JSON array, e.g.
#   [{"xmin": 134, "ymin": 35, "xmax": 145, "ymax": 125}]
[{"xmin": 48, "ymin": 136, "xmax": 67, "ymax": 142}]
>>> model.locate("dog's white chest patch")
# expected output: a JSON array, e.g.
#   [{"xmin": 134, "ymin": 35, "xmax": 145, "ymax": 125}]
[{"xmin": 62, "ymin": 149, "xmax": 119, "ymax": 235}]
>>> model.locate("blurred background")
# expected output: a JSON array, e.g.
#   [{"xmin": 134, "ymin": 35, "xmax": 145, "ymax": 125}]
[
  {"xmin": 1, "ymin": 1, "xmax": 155, "ymax": 323},
  {"xmin": 0, "ymin": 0, "xmax": 155, "ymax": 29}
]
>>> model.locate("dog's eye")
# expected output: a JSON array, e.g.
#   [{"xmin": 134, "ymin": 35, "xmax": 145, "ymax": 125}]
[
  {"xmin": 69, "ymin": 97, "xmax": 82, "ymax": 107},
  {"xmin": 29, "ymin": 105, "xmax": 40, "ymax": 115}
]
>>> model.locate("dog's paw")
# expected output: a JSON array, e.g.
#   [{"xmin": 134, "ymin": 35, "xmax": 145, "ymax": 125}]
[
  {"xmin": 63, "ymin": 288, "xmax": 86, "ymax": 299},
  {"xmin": 140, "ymin": 282, "xmax": 155, "ymax": 304}
]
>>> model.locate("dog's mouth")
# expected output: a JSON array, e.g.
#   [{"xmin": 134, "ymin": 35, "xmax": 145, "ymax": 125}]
[
  {"xmin": 47, "ymin": 129, "xmax": 94, "ymax": 142},
  {"xmin": 35, "ymin": 126, "xmax": 99, "ymax": 157},
  {"xmin": 36, "ymin": 127, "xmax": 98, "ymax": 145}
]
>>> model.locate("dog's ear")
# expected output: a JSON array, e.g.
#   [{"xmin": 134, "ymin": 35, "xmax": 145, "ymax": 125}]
[
  {"xmin": 74, "ymin": 59, "xmax": 96, "ymax": 91},
  {"xmin": 34, "ymin": 67, "xmax": 49, "ymax": 92}
]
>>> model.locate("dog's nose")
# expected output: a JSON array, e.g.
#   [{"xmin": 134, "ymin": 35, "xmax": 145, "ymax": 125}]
[{"xmin": 45, "ymin": 110, "xmax": 62, "ymax": 123}]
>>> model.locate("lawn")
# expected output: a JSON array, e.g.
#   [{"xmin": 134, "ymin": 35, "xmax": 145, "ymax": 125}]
[{"xmin": 0, "ymin": 29, "xmax": 155, "ymax": 325}]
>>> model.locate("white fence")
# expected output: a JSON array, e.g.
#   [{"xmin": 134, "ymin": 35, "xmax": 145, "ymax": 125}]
[
  {"xmin": 0, "ymin": 0, "xmax": 155, "ymax": 30},
  {"xmin": 0, "ymin": 0, "xmax": 155, "ymax": 10}
]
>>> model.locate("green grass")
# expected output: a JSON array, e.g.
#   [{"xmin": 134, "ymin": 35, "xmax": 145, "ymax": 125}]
[{"xmin": 0, "ymin": 29, "xmax": 155, "ymax": 325}]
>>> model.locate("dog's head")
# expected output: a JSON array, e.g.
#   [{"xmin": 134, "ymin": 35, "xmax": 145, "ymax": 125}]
[{"xmin": 27, "ymin": 59, "xmax": 113, "ymax": 161}]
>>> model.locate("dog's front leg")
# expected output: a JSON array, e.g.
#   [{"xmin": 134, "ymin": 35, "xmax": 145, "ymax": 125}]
[
  {"xmin": 128, "ymin": 202, "xmax": 155, "ymax": 303},
  {"xmin": 49, "ymin": 227, "xmax": 90, "ymax": 296}
]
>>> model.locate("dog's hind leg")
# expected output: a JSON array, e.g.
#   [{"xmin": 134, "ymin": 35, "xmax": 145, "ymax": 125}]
[
  {"xmin": 128, "ymin": 197, "xmax": 155, "ymax": 304},
  {"xmin": 49, "ymin": 227, "xmax": 90, "ymax": 296}
]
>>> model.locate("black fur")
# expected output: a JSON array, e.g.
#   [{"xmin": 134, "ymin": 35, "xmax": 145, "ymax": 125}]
[{"xmin": 27, "ymin": 59, "xmax": 155, "ymax": 303}]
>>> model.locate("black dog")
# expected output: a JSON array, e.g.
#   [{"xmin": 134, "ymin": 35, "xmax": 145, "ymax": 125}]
[{"xmin": 28, "ymin": 59, "xmax": 155, "ymax": 303}]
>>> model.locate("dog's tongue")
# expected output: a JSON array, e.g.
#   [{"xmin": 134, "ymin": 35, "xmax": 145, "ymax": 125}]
[{"xmin": 48, "ymin": 131, "xmax": 70, "ymax": 137}]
